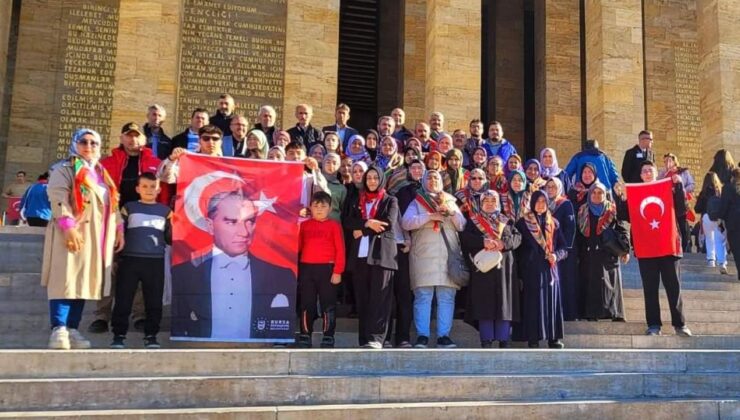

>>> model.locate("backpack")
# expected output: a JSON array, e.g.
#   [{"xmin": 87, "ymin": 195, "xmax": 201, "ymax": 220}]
[{"xmin": 706, "ymin": 195, "xmax": 722, "ymax": 221}]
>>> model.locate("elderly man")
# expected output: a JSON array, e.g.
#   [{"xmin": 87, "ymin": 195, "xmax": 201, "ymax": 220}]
[
  {"xmin": 429, "ymin": 111, "xmax": 446, "ymax": 140},
  {"xmin": 391, "ymin": 108, "xmax": 414, "ymax": 144},
  {"xmin": 143, "ymin": 104, "xmax": 172, "ymax": 160},
  {"xmin": 172, "ymin": 108, "xmax": 210, "ymax": 152},
  {"xmin": 415, "ymin": 122, "xmax": 438, "ymax": 153},
  {"xmin": 322, "ymin": 103, "xmax": 358, "ymax": 150},
  {"xmin": 254, "ymin": 105, "xmax": 278, "ymax": 145},
  {"xmin": 210, "ymin": 94, "xmax": 236, "ymax": 137},
  {"xmin": 222, "ymin": 115, "xmax": 250, "ymax": 158},
  {"xmin": 88, "ymin": 122, "xmax": 162, "ymax": 334},
  {"xmin": 288, "ymin": 104, "xmax": 323, "ymax": 149}
]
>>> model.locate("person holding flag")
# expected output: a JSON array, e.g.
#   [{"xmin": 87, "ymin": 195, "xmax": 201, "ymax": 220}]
[{"xmin": 616, "ymin": 161, "xmax": 692, "ymax": 337}]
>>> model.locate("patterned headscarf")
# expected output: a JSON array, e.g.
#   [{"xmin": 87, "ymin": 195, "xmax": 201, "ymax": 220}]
[{"xmin": 540, "ymin": 147, "xmax": 561, "ymax": 178}]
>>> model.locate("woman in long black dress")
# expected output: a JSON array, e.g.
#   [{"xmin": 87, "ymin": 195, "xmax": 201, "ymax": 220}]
[
  {"xmin": 514, "ymin": 190, "xmax": 568, "ymax": 348},
  {"xmin": 576, "ymin": 181, "xmax": 629, "ymax": 321},
  {"xmin": 461, "ymin": 190, "xmax": 522, "ymax": 348},
  {"xmin": 544, "ymin": 177, "xmax": 579, "ymax": 321}
]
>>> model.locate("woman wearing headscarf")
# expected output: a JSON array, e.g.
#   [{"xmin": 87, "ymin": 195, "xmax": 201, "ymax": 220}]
[
  {"xmin": 272, "ymin": 130, "xmax": 292, "ymax": 149},
  {"xmin": 343, "ymin": 166, "xmax": 399, "ymax": 349},
  {"xmin": 486, "ymin": 156, "xmax": 508, "ymax": 194},
  {"xmin": 424, "ymin": 150, "xmax": 444, "ymax": 172},
  {"xmin": 501, "ymin": 170, "xmax": 530, "ymax": 221},
  {"xmin": 540, "ymin": 147, "xmax": 571, "ymax": 192},
  {"xmin": 42, "ymin": 128, "xmax": 124, "ymax": 350},
  {"xmin": 405, "ymin": 137, "xmax": 423, "ymax": 156},
  {"xmin": 321, "ymin": 153, "xmax": 346, "ymax": 221},
  {"xmin": 524, "ymin": 159, "xmax": 547, "ymax": 191},
  {"xmin": 267, "ymin": 146, "xmax": 286, "ymax": 161},
  {"xmin": 364, "ymin": 129, "xmax": 380, "ymax": 161},
  {"xmin": 514, "ymin": 190, "xmax": 567, "ymax": 348},
  {"xmin": 244, "ymin": 129, "xmax": 269, "ymax": 160},
  {"xmin": 504, "ymin": 153, "xmax": 523, "ymax": 178},
  {"xmin": 567, "ymin": 162, "xmax": 599, "ymax": 211},
  {"xmin": 544, "ymin": 177, "xmax": 579, "ymax": 321},
  {"xmin": 461, "ymin": 190, "xmax": 522, "ymax": 348},
  {"xmin": 467, "ymin": 146, "xmax": 488, "ymax": 171},
  {"xmin": 442, "ymin": 149, "xmax": 468, "ymax": 195},
  {"xmin": 309, "ymin": 143, "xmax": 327, "ymax": 164},
  {"xmin": 576, "ymin": 181, "xmax": 629, "ymax": 321},
  {"xmin": 455, "ymin": 168, "xmax": 487, "ymax": 218},
  {"xmin": 387, "ymin": 148, "xmax": 423, "ymax": 195},
  {"xmin": 402, "ymin": 170, "xmax": 466, "ymax": 348},
  {"xmin": 374, "ymin": 135, "xmax": 404, "ymax": 174},
  {"xmin": 719, "ymin": 168, "xmax": 740, "ymax": 280},
  {"xmin": 340, "ymin": 161, "xmax": 369, "ymax": 315},
  {"xmin": 323, "ymin": 132, "xmax": 343, "ymax": 156},
  {"xmin": 346, "ymin": 134, "xmax": 371, "ymax": 164}
]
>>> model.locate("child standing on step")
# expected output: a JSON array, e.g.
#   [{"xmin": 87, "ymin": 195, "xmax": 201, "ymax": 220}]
[
  {"xmin": 297, "ymin": 191, "xmax": 346, "ymax": 348},
  {"xmin": 110, "ymin": 173, "xmax": 172, "ymax": 349}
]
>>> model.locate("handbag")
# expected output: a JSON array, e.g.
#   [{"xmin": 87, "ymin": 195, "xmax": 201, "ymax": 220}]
[
  {"xmin": 600, "ymin": 226, "xmax": 629, "ymax": 257},
  {"xmin": 471, "ymin": 249, "xmax": 503, "ymax": 273},
  {"xmin": 440, "ymin": 226, "xmax": 470, "ymax": 287}
]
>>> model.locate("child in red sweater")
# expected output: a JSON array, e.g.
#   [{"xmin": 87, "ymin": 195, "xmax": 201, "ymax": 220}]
[{"xmin": 297, "ymin": 191, "xmax": 346, "ymax": 348}]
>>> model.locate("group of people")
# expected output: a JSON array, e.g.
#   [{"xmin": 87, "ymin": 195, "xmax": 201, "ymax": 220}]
[{"xmin": 31, "ymin": 93, "xmax": 740, "ymax": 350}]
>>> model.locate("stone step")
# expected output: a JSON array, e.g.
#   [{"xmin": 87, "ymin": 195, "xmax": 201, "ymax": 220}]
[
  {"xmin": 3, "ymin": 349, "xmax": 738, "ymax": 379},
  {"xmin": 623, "ymin": 297, "xmax": 740, "ymax": 311},
  {"xmin": 623, "ymin": 288, "xmax": 740, "ymax": 300},
  {"xmin": 1, "ymin": 372, "xmax": 739, "ymax": 411},
  {"xmin": 565, "ymin": 321, "xmax": 740, "ymax": 336},
  {"xmin": 1, "ymin": 399, "xmax": 739, "ymax": 419}
]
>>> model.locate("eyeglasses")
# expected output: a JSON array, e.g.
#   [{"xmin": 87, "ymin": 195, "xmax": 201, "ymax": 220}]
[
  {"xmin": 76, "ymin": 140, "xmax": 100, "ymax": 147},
  {"xmin": 470, "ymin": 177, "xmax": 485, "ymax": 181},
  {"xmin": 200, "ymin": 136, "xmax": 222, "ymax": 142}
]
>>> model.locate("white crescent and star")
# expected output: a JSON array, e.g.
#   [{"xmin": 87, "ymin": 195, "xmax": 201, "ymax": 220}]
[
  {"xmin": 639, "ymin": 196, "xmax": 665, "ymax": 230},
  {"xmin": 183, "ymin": 171, "xmax": 279, "ymax": 232}
]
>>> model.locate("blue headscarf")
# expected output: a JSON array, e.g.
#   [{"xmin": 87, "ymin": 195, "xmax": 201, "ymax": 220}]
[
  {"xmin": 507, "ymin": 169, "xmax": 528, "ymax": 216},
  {"xmin": 587, "ymin": 180, "xmax": 608, "ymax": 216},
  {"xmin": 69, "ymin": 128, "xmax": 102, "ymax": 164},
  {"xmin": 524, "ymin": 158, "xmax": 542, "ymax": 182}
]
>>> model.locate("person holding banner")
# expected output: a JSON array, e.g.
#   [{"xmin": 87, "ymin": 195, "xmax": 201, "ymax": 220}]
[
  {"xmin": 41, "ymin": 128, "xmax": 124, "ymax": 350},
  {"xmin": 616, "ymin": 161, "xmax": 692, "ymax": 337},
  {"xmin": 344, "ymin": 166, "xmax": 399, "ymax": 349}
]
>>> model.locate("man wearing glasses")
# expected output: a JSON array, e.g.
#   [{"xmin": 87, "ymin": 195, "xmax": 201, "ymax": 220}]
[
  {"xmin": 160, "ymin": 125, "xmax": 224, "ymax": 184},
  {"xmin": 621, "ymin": 130, "xmax": 655, "ymax": 184}
]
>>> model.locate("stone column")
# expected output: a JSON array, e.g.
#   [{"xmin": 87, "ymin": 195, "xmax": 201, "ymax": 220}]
[
  {"xmin": 283, "ymin": 0, "xmax": 340, "ymax": 128},
  {"xmin": 402, "ymin": 0, "xmax": 427, "ymax": 126},
  {"xmin": 584, "ymin": 0, "xmax": 645, "ymax": 161},
  {"xmin": 495, "ymin": 0, "xmax": 525, "ymax": 153},
  {"xmin": 109, "ymin": 0, "xmax": 182, "ymax": 142},
  {"xmin": 424, "ymin": 0, "xmax": 481, "ymax": 132},
  {"xmin": 535, "ymin": 0, "xmax": 582, "ymax": 161},
  {"xmin": 697, "ymin": 0, "xmax": 740, "ymax": 168},
  {"xmin": 0, "ymin": 0, "xmax": 14, "ymax": 187}
]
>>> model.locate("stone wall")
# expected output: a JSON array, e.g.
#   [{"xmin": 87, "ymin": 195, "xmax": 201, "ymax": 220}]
[
  {"xmin": 0, "ymin": 0, "xmax": 13, "ymax": 186},
  {"xmin": 402, "ymin": 0, "xmax": 427, "ymax": 127}
]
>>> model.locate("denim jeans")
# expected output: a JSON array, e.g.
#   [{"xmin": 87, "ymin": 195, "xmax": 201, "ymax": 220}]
[
  {"xmin": 413, "ymin": 286, "xmax": 456, "ymax": 337},
  {"xmin": 703, "ymin": 214, "xmax": 727, "ymax": 265},
  {"xmin": 49, "ymin": 299, "xmax": 85, "ymax": 329}
]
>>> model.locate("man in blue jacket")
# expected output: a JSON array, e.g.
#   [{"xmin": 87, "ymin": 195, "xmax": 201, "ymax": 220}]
[
  {"xmin": 482, "ymin": 121, "xmax": 517, "ymax": 164},
  {"xmin": 564, "ymin": 139, "xmax": 620, "ymax": 190},
  {"xmin": 19, "ymin": 172, "xmax": 51, "ymax": 227}
]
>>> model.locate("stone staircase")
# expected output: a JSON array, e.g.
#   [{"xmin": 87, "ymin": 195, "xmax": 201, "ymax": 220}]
[{"xmin": 1, "ymin": 226, "xmax": 739, "ymax": 418}]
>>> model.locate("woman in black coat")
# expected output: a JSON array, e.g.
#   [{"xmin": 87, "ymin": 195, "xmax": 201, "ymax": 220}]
[
  {"xmin": 343, "ymin": 166, "xmax": 399, "ymax": 348},
  {"xmin": 719, "ymin": 168, "xmax": 740, "ymax": 280},
  {"xmin": 575, "ymin": 181, "xmax": 629, "ymax": 321},
  {"xmin": 544, "ymin": 177, "xmax": 579, "ymax": 321},
  {"xmin": 514, "ymin": 190, "xmax": 568, "ymax": 348},
  {"xmin": 461, "ymin": 190, "xmax": 522, "ymax": 348}
]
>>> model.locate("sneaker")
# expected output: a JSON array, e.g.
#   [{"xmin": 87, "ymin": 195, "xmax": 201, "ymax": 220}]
[
  {"xmin": 296, "ymin": 334, "xmax": 312, "ymax": 348},
  {"xmin": 675, "ymin": 326, "xmax": 693, "ymax": 337},
  {"xmin": 48, "ymin": 326, "xmax": 70, "ymax": 350},
  {"xmin": 144, "ymin": 335, "xmax": 161, "ymax": 349},
  {"xmin": 383, "ymin": 340, "xmax": 393, "ymax": 348},
  {"xmin": 436, "ymin": 336, "xmax": 457, "ymax": 348},
  {"xmin": 397, "ymin": 341, "xmax": 413, "ymax": 349},
  {"xmin": 320, "ymin": 336, "xmax": 335, "ymax": 348},
  {"xmin": 362, "ymin": 341, "xmax": 383, "ymax": 349},
  {"xmin": 498, "ymin": 340, "xmax": 510, "ymax": 349},
  {"xmin": 646, "ymin": 326, "xmax": 662, "ymax": 336},
  {"xmin": 110, "ymin": 335, "xmax": 126, "ymax": 349},
  {"xmin": 87, "ymin": 319, "xmax": 108, "ymax": 334},
  {"xmin": 480, "ymin": 340, "xmax": 493, "ymax": 349},
  {"xmin": 527, "ymin": 340, "xmax": 539, "ymax": 348},
  {"xmin": 707, "ymin": 260, "xmax": 716, "ymax": 268},
  {"xmin": 68, "ymin": 328, "xmax": 91, "ymax": 349},
  {"xmin": 548, "ymin": 339, "xmax": 565, "ymax": 349},
  {"xmin": 414, "ymin": 336, "xmax": 429, "ymax": 348},
  {"xmin": 133, "ymin": 319, "xmax": 146, "ymax": 332},
  {"xmin": 720, "ymin": 264, "xmax": 728, "ymax": 275}
]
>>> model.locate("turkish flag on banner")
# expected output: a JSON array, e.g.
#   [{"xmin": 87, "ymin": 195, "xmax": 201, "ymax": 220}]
[
  {"xmin": 625, "ymin": 178, "xmax": 680, "ymax": 258},
  {"xmin": 172, "ymin": 154, "xmax": 304, "ymax": 273},
  {"xmin": 5, "ymin": 197, "xmax": 21, "ymax": 223}
]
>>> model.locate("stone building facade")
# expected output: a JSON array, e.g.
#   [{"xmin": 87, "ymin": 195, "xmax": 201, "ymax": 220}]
[{"xmin": 0, "ymin": 0, "xmax": 737, "ymax": 188}]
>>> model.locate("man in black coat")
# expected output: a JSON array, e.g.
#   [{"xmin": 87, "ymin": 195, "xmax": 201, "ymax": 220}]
[
  {"xmin": 322, "ymin": 103, "xmax": 358, "ymax": 150},
  {"xmin": 143, "ymin": 104, "xmax": 173, "ymax": 160},
  {"xmin": 287, "ymin": 104, "xmax": 323, "ymax": 149},
  {"xmin": 170, "ymin": 191, "xmax": 296, "ymax": 341},
  {"xmin": 171, "ymin": 108, "xmax": 210, "ymax": 152},
  {"xmin": 621, "ymin": 130, "xmax": 655, "ymax": 183},
  {"xmin": 210, "ymin": 94, "xmax": 235, "ymax": 137}
]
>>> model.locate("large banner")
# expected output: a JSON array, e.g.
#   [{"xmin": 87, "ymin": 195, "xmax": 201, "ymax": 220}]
[
  {"xmin": 5, "ymin": 197, "xmax": 21, "ymax": 224},
  {"xmin": 625, "ymin": 178, "xmax": 680, "ymax": 258},
  {"xmin": 170, "ymin": 154, "xmax": 303, "ymax": 343}
]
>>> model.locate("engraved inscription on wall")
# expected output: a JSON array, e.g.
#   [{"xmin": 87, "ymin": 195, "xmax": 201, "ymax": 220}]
[
  {"xmin": 177, "ymin": 0, "xmax": 287, "ymax": 130},
  {"xmin": 673, "ymin": 41, "xmax": 702, "ymax": 176},
  {"xmin": 54, "ymin": 1, "xmax": 120, "ymax": 159}
]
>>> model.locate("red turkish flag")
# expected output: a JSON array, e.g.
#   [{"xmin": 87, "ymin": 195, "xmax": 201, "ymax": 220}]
[
  {"xmin": 172, "ymin": 154, "xmax": 304, "ymax": 274},
  {"xmin": 5, "ymin": 197, "xmax": 21, "ymax": 223},
  {"xmin": 625, "ymin": 178, "xmax": 680, "ymax": 258}
]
